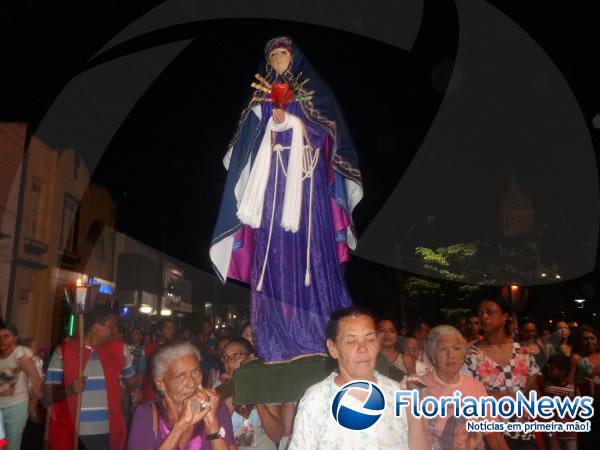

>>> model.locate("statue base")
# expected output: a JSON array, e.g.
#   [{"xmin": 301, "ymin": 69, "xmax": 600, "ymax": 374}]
[{"xmin": 233, "ymin": 354, "xmax": 390, "ymax": 404}]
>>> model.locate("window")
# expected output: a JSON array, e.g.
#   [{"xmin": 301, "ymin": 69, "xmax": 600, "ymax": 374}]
[
  {"xmin": 165, "ymin": 269, "xmax": 183, "ymax": 305},
  {"xmin": 61, "ymin": 194, "xmax": 79, "ymax": 252}
]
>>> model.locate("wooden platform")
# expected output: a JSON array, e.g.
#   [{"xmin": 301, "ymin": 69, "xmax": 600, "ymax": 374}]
[{"xmin": 233, "ymin": 354, "xmax": 390, "ymax": 404}]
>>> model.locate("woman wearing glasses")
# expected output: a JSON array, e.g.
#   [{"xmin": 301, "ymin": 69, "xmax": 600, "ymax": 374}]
[{"xmin": 218, "ymin": 338, "xmax": 284, "ymax": 449}]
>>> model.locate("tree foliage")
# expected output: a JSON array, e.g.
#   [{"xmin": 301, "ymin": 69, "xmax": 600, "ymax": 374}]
[{"xmin": 405, "ymin": 242, "xmax": 483, "ymax": 321}]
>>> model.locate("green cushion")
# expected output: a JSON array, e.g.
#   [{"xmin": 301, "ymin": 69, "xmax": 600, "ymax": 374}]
[{"xmin": 233, "ymin": 354, "xmax": 390, "ymax": 404}]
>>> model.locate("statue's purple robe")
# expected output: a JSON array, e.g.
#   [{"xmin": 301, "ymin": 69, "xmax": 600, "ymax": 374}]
[{"xmin": 210, "ymin": 37, "xmax": 363, "ymax": 361}]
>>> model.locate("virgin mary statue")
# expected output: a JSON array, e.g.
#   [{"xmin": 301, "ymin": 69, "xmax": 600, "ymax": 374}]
[{"xmin": 210, "ymin": 36, "xmax": 363, "ymax": 362}]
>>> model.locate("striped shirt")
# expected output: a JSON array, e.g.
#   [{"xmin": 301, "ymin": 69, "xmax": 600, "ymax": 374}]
[
  {"xmin": 46, "ymin": 344, "xmax": 135, "ymax": 436},
  {"xmin": 544, "ymin": 382, "xmax": 577, "ymax": 440}
]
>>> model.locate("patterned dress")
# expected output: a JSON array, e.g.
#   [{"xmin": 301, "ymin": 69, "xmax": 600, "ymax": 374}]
[
  {"xmin": 288, "ymin": 371, "xmax": 409, "ymax": 449},
  {"xmin": 462, "ymin": 342, "xmax": 540, "ymax": 443}
]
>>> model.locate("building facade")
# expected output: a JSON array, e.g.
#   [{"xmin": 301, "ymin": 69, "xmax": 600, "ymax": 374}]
[
  {"xmin": 1, "ymin": 123, "xmax": 250, "ymax": 348},
  {"xmin": 0, "ymin": 123, "xmax": 117, "ymax": 347}
]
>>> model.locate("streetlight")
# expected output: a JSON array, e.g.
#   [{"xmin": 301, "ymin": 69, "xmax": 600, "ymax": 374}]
[
  {"xmin": 574, "ymin": 298, "xmax": 586, "ymax": 309},
  {"xmin": 508, "ymin": 283, "xmax": 520, "ymax": 307},
  {"xmin": 140, "ymin": 305, "xmax": 153, "ymax": 314},
  {"xmin": 137, "ymin": 291, "xmax": 158, "ymax": 315},
  {"xmin": 64, "ymin": 279, "xmax": 98, "ymax": 315},
  {"xmin": 64, "ymin": 279, "xmax": 99, "ymax": 450}
]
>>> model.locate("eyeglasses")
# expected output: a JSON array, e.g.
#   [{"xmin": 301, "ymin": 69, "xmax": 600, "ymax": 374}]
[{"xmin": 220, "ymin": 352, "xmax": 250, "ymax": 363}]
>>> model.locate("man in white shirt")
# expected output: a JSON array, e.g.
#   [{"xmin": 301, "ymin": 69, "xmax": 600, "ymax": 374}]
[{"xmin": 289, "ymin": 306, "xmax": 430, "ymax": 450}]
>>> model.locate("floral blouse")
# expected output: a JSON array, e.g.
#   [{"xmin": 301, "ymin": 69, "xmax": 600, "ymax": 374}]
[
  {"xmin": 462, "ymin": 342, "xmax": 540, "ymax": 441},
  {"xmin": 462, "ymin": 342, "xmax": 539, "ymax": 393}
]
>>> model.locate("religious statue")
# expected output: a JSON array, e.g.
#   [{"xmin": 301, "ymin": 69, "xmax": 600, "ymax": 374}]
[{"xmin": 211, "ymin": 36, "xmax": 363, "ymax": 362}]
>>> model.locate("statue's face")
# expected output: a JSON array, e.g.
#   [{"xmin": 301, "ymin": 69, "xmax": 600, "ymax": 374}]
[{"xmin": 268, "ymin": 47, "xmax": 292, "ymax": 75}]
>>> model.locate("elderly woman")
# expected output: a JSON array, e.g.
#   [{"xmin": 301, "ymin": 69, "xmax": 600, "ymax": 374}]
[
  {"xmin": 128, "ymin": 343, "xmax": 235, "ymax": 450},
  {"xmin": 422, "ymin": 325, "xmax": 509, "ymax": 450}
]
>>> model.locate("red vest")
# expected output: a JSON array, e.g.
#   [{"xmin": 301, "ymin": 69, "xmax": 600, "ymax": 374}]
[
  {"xmin": 48, "ymin": 338, "xmax": 127, "ymax": 450},
  {"xmin": 142, "ymin": 341, "xmax": 160, "ymax": 401}
]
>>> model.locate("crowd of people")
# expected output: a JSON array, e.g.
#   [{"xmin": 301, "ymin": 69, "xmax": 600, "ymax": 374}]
[{"xmin": 0, "ymin": 297, "xmax": 597, "ymax": 449}]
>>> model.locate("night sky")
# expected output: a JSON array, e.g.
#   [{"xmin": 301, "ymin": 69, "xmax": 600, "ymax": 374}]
[{"xmin": 3, "ymin": 1, "xmax": 600, "ymax": 319}]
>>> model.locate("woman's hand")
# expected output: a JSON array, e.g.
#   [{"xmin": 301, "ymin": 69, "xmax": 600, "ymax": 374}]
[
  {"xmin": 0, "ymin": 383, "xmax": 15, "ymax": 396},
  {"xmin": 177, "ymin": 390, "xmax": 211, "ymax": 427},
  {"xmin": 203, "ymin": 388, "xmax": 221, "ymax": 423}
]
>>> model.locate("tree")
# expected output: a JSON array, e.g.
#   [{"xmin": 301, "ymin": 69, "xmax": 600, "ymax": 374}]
[{"xmin": 404, "ymin": 242, "xmax": 483, "ymax": 322}]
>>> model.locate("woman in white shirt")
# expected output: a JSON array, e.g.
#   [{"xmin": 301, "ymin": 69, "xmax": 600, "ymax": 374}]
[{"xmin": 0, "ymin": 323, "xmax": 42, "ymax": 450}]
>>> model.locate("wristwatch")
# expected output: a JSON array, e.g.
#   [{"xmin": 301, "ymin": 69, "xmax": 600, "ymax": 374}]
[{"xmin": 207, "ymin": 426, "xmax": 226, "ymax": 441}]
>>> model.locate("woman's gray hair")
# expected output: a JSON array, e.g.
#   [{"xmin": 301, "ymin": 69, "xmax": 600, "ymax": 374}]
[
  {"xmin": 152, "ymin": 342, "xmax": 201, "ymax": 379},
  {"xmin": 425, "ymin": 325, "xmax": 466, "ymax": 363}
]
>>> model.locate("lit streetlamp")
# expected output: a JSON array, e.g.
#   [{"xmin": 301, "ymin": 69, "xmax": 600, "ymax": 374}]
[
  {"xmin": 63, "ymin": 279, "xmax": 99, "ymax": 450},
  {"xmin": 139, "ymin": 305, "xmax": 153, "ymax": 314},
  {"xmin": 574, "ymin": 298, "xmax": 586, "ymax": 309}
]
